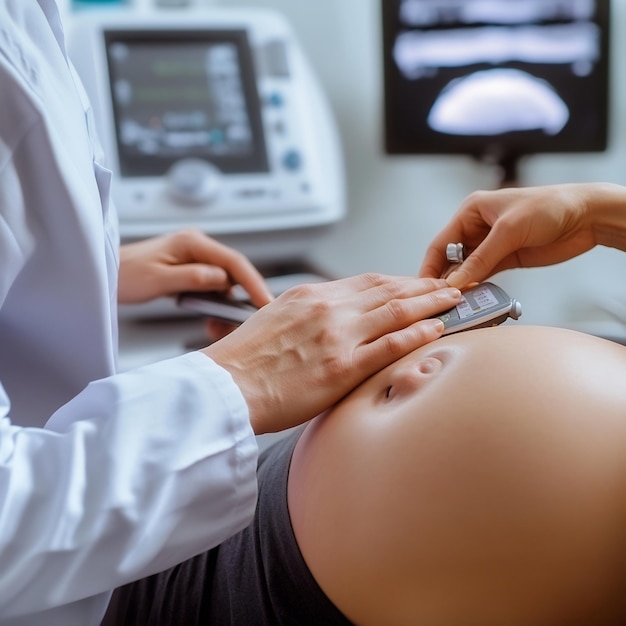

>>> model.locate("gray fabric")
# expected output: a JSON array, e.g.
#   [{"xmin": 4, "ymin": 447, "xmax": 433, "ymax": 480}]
[{"xmin": 111, "ymin": 427, "xmax": 353, "ymax": 625}]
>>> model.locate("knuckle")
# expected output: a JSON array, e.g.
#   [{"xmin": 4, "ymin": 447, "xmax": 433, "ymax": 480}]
[
  {"xmin": 381, "ymin": 281, "xmax": 404, "ymax": 299},
  {"xmin": 362, "ymin": 272, "xmax": 387, "ymax": 288},
  {"xmin": 281, "ymin": 282, "xmax": 319, "ymax": 301},
  {"xmin": 175, "ymin": 227, "xmax": 203, "ymax": 243},
  {"xmin": 168, "ymin": 228, "xmax": 206, "ymax": 252},
  {"xmin": 187, "ymin": 266, "xmax": 215, "ymax": 289},
  {"xmin": 384, "ymin": 297, "xmax": 408, "ymax": 321},
  {"xmin": 309, "ymin": 297, "xmax": 333, "ymax": 319},
  {"xmin": 374, "ymin": 281, "xmax": 408, "ymax": 304},
  {"xmin": 286, "ymin": 282, "xmax": 337, "ymax": 310},
  {"xmin": 419, "ymin": 277, "xmax": 445, "ymax": 292},
  {"xmin": 428, "ymin": 289, "xmax": 453, "ymax": 307},
  {"xmin": 382, "ymin": 331, "xmax": 411, "ymax": 357},
  {"xmin": 378, "ymin": 322, "xmax": 442, "ymax": 361},
  {"xmin": 464, "ymin": 189, "xmax": 488, "ymax": 206},
  {"xmin": 322, "ymin": 352, "xmax": 349, "ymax": 379}
]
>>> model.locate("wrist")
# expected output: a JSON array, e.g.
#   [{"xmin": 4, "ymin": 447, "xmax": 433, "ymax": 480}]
[
  {"xmin": 200, "ymin": 344, "xmax": 269, "ymax": 435},
  {"xmin": 583, "ymin": 183, "xmax": 626, "ymax": 251}
]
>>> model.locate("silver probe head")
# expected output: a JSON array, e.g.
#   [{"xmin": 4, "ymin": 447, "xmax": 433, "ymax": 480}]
[{"xmin": 446, "ymin": 242, "xmax": 465, "ymax": 264}]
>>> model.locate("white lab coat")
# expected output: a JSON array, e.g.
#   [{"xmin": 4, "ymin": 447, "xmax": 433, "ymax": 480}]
[{"xmin": 0, "ymin": 1, "xmax": 258, "ymax": 624}]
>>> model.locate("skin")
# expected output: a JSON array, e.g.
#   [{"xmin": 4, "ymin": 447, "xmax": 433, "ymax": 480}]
[
  {"xmin": 289, "ymin": 325, "xmax": 626, "ymax": 626},
  {"xmin": 203, "ymin": 274, "xmax": 461, "ymax": 434},
  {"xmin": 116, "ymin": 228, "xmax": 463, "ymax": 435},
  {"xmin": 118, "ymin": 229, "xmax": 273, "ymax": 306},
  {"xmin": 419, "ymin": 183, "xmax": 626, "ymax": 289}
]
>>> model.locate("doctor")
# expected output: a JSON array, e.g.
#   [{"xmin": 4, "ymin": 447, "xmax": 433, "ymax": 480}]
[{"xmin": 0, "ymin": 1, "xmax": 462, "ymax": 625}]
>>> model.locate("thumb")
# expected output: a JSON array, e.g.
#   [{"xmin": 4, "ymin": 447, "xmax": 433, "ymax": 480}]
[
  {"xmin": 446, "ymin": 232, "xmax": 514, "ymax": 288},
  {"xmin": 445, "ymin": 267, "xmax": 472, "ymax": 290}
]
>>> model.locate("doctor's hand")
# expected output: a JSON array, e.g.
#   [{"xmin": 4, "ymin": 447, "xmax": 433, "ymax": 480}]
[
  {"xmin": 419, "ymin": 183, "xmax": 626, "ymax": 290},
  {"xmin": 117, "ymin": 229, "xmax": 272, "ymax": 307},
  {"xmin": 203, "ymin": 274, "xmax": 462, "ymax": 435}
]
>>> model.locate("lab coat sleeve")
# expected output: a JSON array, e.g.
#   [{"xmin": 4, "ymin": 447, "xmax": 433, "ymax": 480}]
[{"xmin": 0, "ymin": 352, "xmax": 258, "ymax": 618}]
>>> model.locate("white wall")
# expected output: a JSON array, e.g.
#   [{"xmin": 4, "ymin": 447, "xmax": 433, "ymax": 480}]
[{"xmin": 62, "ymin": 0, "xmax": 626, "ymax": 333}]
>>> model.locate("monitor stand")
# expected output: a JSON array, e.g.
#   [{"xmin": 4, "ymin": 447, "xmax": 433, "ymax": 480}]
[
  {"xmin": 477, "ymin": 151, "xmax": 522, "ymax": 189},
  {"xmin": 495, "ymin": 154, "xmax": 522, "ymax": 188}
]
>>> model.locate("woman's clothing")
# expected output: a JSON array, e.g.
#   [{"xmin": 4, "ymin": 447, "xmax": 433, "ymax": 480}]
[
  {"xmin": 0, "ymin": 2, "xmax": 258, "ymax": 624},
  {"xmin": 113, "ymin": 427, "xmax": 353, "ymax": 625}
]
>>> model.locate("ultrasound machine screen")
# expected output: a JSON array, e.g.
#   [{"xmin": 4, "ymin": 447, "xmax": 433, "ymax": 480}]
[
  {"xmin": 105, "ymin": 30, "xmax": 269, "ymax": 177},
  {"xmin": 382, "ymin": 0, "xmax": 611, "ymax": 183}
]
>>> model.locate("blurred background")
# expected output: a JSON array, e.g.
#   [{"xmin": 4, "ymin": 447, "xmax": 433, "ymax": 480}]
[{"xmin": 64, "ymin": 0, "xmax": 626, "ymax": 336}]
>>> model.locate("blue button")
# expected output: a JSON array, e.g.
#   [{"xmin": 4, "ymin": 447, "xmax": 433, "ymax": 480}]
[
  {"xmin": 267, "ymin": 92, "xmax": 284, "ymax": 107},
  {"xmin": 282, "ymin": 150, "xmax": 302, "ymax": 171}
]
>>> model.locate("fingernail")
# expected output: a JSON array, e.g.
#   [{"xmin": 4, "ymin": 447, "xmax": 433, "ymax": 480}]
[
  {"xmin": 446, "ymin": 270, "xmax": 466, "ymax": 289},
  {"xmin": 430, "ymin": 318, "xmax": 445, "ymax": 334}
]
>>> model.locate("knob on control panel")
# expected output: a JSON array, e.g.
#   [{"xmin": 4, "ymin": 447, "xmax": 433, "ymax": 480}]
[{"xmin": 167, "ymin": 158, "xmax": 222, "ymax": 206}]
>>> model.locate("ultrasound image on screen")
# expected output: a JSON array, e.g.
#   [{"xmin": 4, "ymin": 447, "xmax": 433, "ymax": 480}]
[
  {"xmin": 382, "ymin": 0, "xmax": 610, "ymax": 161},
  {"xmin": 105, "ymin": 29, "xmax": 268, "ymax": 177}
]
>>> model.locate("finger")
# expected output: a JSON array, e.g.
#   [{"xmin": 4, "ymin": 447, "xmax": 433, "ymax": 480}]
[
  {"xmin": 355, "ymin": 276, "xmax": 453, "ymax": 312},
  {"xmin": 275, "ymin": 274, "xmax": 390, "ymax": 303},
  {"xmin": 445, "ymin": 224, "xmax": 519, "ymax": 288},
  {"xmin": 216, "ymin": 254, "xmax": 273, "ymax": 308},
  {"xmin": 184, "ymin": 235, "xmax": 273, "ymax": 306},
  {"xmin": 418, "ymin": 193, "xmax": 500, "ymax": 279},
  {"xmin": 178, "ymin": 231, "xmax": 274, "ymax": 307},
  {"xmin": 356, "ymin": 317, "xmax": 447, "ymax": 373},
  {"xmin": 418, "ymin": 230, "xmax": 464, "ymax": 279},
  {"xmin": 359, "ymin": 287, "xmax": 462, "ymax": 341},
  {"xmin": 274, "ymin": 275, "xmax": 452, "ymax": 320},
  {"xmin": 157, "ymin": 264, "xmax": 232, "ymax": 295},
  {"xmin": 419, "ymin": 245, "xmax": 452, "ymax": 280}
]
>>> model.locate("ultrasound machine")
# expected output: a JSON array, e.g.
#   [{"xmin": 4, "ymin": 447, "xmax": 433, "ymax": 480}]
[{"xmin": 67, "ymin": 7, "xmax": 345, "ymax": 316}]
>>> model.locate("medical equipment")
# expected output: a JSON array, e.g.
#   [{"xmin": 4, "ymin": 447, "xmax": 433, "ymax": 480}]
[
  {"xmin": 446, "ymin": 242, "xmax": 466, "ymax": 264},
  {"xmin": 67, "ymin": 8, "xmax": 345, "ymax": 263},
  {"xmin": 435, "ymin": 282, "xmax": 522, "ymax": 335},
  {"xmin": 440, "ymin": 241, "xmax": 466, "ymax": 279},
  {"xmin": 436, "ymin": 241, "xmax": 522, "ymax": 334},
  {"xmin": 382, "ymin": 0, "xmax": 611, "ymax": 187}
]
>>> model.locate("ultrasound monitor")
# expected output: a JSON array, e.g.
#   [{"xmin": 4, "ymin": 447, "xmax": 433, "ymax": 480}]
[
  {"xmin": 382, "ymin": 0, "xmax": 611, "ymax": 185},
  {"xmin": 105, "ymin": 29, "xmax": 269, "ymax": 178}
]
